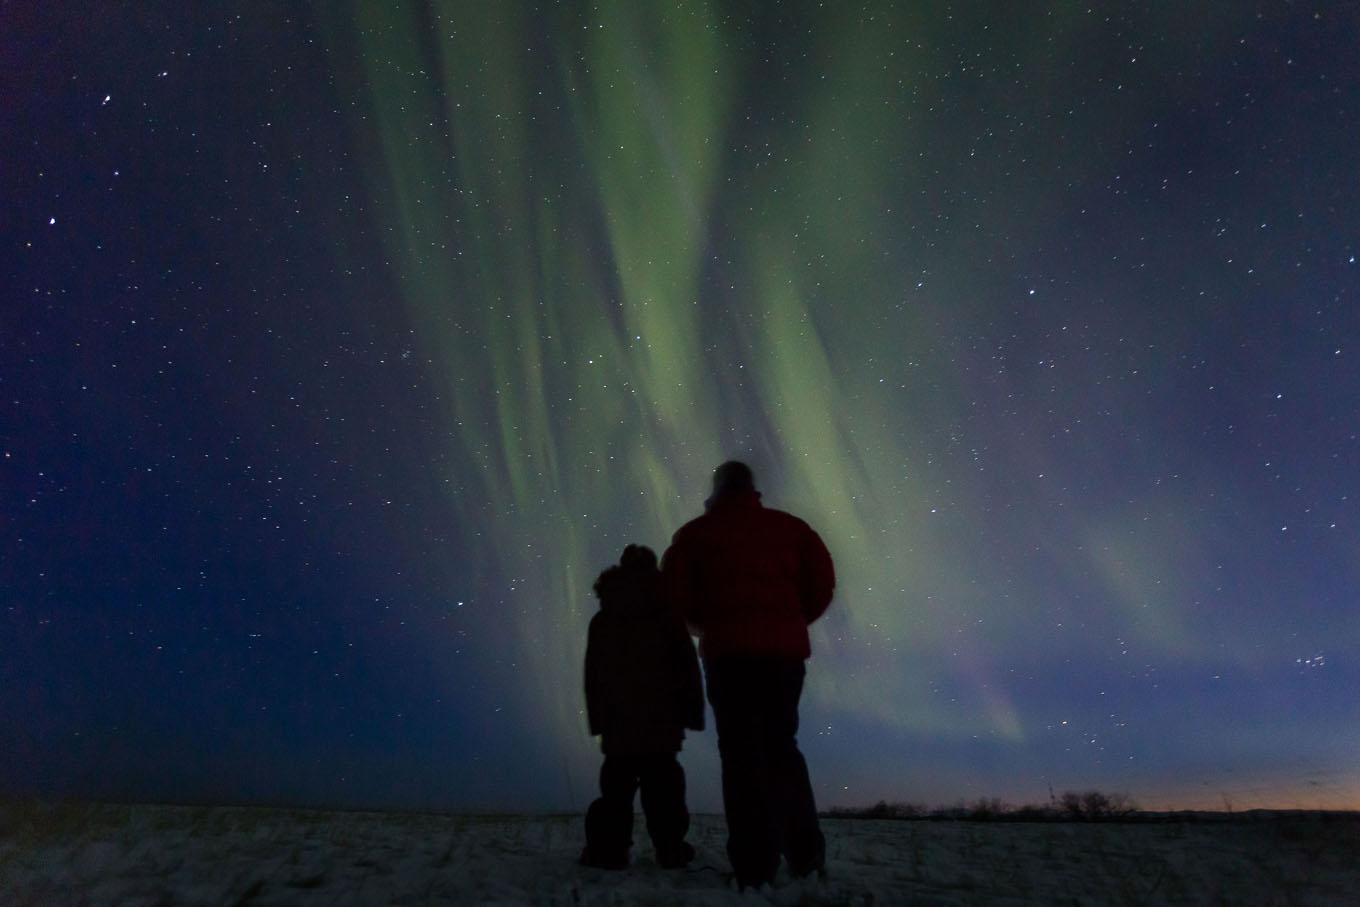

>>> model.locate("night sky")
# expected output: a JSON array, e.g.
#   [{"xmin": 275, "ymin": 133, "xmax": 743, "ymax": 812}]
[{"xmin": 5, "ymin": 3, "xmax": 1357, "ymax": 814}]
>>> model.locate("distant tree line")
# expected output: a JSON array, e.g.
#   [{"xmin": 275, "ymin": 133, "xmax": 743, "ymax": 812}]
[{"xmin": 824, "ymin": 790, "xmax": 1140, "ymax": 822}]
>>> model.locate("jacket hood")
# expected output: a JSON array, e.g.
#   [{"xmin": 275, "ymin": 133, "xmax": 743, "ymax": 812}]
[{"xmin": 594, "ymin": 565, "xmax": 662, "ymax": 613}]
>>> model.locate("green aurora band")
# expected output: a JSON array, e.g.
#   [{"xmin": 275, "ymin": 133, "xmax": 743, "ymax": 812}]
[{"xmin": 312, "ymin": 2, "xmax": 1290, "ymax": 804}]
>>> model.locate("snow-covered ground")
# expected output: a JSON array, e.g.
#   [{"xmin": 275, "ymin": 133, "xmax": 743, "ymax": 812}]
[{"xmin": 2, "ymin": 801, "xmax": 1356, "ymax": 905}]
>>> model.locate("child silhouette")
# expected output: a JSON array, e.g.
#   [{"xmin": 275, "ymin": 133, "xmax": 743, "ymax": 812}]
[{"xmin": 581, "ymin": 544, "xmax": 704, "ymax": 870}]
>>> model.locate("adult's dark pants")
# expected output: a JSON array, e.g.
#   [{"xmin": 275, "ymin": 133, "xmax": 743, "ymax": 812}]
[
  {"xmin": 584, "ymin": 752, "xmax": 689, "ymax": 861},
  {"xmin": 704, "ymin": 655, "xmax": 825, "ymax": 886}
]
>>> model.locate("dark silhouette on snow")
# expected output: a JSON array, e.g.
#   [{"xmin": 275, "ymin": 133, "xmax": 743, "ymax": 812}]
[
  {"xmin": 661, "ymin": 460, "xmax": 836, "ymax": 888},
  {"xmin": 581, "ymin": 544, "xmax": 704, "ymax": 870}
]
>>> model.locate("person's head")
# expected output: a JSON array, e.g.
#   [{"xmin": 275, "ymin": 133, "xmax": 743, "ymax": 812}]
[
  {"xmin": 711, "ymin": 460, "xmax": 755, "ymax": 497},
  {"xmin": 594, "ymin": 544, "xmax": 657, "ymax": 602},
  {"xmin": 619, "ymin": 543, "xmax": 658, "ymax": 573}
]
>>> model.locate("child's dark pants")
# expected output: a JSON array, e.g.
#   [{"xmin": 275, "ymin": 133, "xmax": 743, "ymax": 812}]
[{"xmin": 584, "ymin": 752, "xmax": 690, "ymax": 865}]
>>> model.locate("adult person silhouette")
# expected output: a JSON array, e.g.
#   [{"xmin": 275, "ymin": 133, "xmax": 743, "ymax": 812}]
[{"xmin": 661, "ymin": 461, "xmax": 835, "ymax": 889}]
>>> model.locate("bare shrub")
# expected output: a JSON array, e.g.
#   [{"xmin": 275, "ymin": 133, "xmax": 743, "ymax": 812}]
[
  {"xmin": 1058, "ymin": 790, "xmax": 1140, "ymax": 820},
  {"xmin": 1105, "ymin": 792, "xmax": 1139, "ymax": 817},
  {"xmin": 1082, "ymin": 791, "xmax": 1112, "ymax": 818},
  {"xmin": 970, "ymin": 798, "xmax": 1008, "ymax": 820}
]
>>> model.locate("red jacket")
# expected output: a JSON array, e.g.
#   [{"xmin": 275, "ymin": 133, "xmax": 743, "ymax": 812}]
[{"xmin": 661, "ymin": 491, "xmax": 835, "ymax": 659}]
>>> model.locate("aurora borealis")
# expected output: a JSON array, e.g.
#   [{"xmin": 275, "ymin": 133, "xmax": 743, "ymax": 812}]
[{"xmin": 5, "ymin": 3, "xmax": 1358, "ymax": 812}]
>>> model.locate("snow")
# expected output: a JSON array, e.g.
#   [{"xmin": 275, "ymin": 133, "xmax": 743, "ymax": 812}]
[{"xmin": 2, "ymin": 801, "xmax": 1357, "ymax": 905}]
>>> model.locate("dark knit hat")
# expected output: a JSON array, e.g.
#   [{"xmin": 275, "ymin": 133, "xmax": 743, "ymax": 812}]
[{"xmin": 711, "ymin": 460, "xmax": 755, "ymax": 495}]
